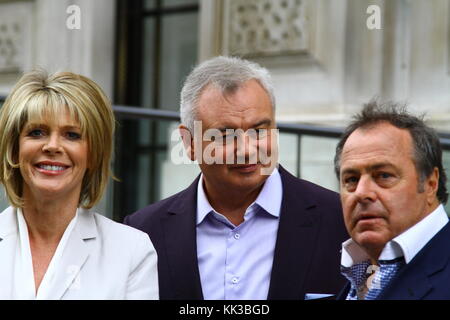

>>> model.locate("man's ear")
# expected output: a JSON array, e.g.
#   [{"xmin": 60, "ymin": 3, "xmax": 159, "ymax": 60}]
[
  {"xmin": 425, "ymin": 167, "xmax": 439, "ymax": 206},
  {"xmin": 179, "ymin": 124, "xmax": 195, "ymax": 161}
]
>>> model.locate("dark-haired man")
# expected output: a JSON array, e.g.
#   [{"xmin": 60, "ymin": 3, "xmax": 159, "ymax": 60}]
[{"xmin": 335, "ymin": 101, "xmax": 450, "ymax": 300}]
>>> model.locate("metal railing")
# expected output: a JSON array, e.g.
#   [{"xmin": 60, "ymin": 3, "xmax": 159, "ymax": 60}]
[
  {"xmin": 113, "ymin": 105, "xmax": 344, "ymax": 138},
  {"xmin": 1, "ymin": 97, "xmax": 450, "ymax": 148},
  {"xmin": 113, "ymin": 105, "xmax": 450, "ymax": 148}
]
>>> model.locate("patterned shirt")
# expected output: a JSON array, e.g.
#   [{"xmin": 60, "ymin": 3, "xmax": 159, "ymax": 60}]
[{"xmin": 340, "ymin": 204, "xmax": 449, "ymax": 300}]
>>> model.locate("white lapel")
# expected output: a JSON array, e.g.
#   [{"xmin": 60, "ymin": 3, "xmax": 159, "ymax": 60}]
[
  {"xmin": 49, "ymin": 208, "xmax": 97, "ymax": 299},
  {"xmin": 0, "ymin": 207, "xmax": 19, "ymax": 298},
  {"xmin": 0, "ymin": 206, "xmax": 18, "ymax": 240}
]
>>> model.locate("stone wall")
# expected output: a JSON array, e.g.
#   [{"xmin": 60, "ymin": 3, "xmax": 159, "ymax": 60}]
[{"xmin": 0, "ymin": 0, "xmax": 116, "ymax": 215}]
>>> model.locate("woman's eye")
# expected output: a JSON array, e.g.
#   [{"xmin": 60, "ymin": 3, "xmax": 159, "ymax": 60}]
[
  {"xmin": 66, "ymin": 131, "xmax": 81, "ymax": 140},
  {"xmin": 28, "ymin": 129, "xmax": 44, "ymax": 137}
]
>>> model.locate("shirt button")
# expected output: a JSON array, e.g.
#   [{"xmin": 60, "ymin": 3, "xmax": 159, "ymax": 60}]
[
  {"xmin": 234, "ymin": 233, "xmax": 240, "ymax": 240},
  {"xmin": 231, "ymin": 277, "xmax": 239, "ymax": 284}
]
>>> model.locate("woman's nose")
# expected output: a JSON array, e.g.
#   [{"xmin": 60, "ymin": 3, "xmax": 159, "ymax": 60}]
[{"xmin": 42, "ymin": 133, "xmax": 63, "ymax": 154}]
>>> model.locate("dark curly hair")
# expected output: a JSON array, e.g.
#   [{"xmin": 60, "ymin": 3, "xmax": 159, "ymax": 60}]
[{"xmin": 334, "ymin": 100, "xmax": 448, "ymax": 204}]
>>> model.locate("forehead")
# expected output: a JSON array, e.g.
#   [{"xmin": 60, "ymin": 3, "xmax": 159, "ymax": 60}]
[
  {"xmin": 25, "ymin": 106, "xmax": 80, "ymax": 127},
  {"xmin": 196, "ymin": 79, "xmax": 273, "ymax": 129},
  {"xmin": 341, "ymin": 122, "xmax": 414, "ymax": 169}
]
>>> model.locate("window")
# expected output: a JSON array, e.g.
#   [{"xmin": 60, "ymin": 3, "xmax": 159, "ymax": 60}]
[{"xmin": 114, "ymin": 0, "xmax": 199, "ymax": 221}]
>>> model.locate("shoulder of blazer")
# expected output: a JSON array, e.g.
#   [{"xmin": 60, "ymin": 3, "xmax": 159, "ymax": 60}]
[
  {"xmin": 124, "ymin": 174, "xmax": 201, "ymax": 227},
  {"xmin": 400, "ymin": 221, "xmax": 450, "ymax": 277},
  {"xmin": 277, "ymin": 165, "xmax": 346, "ymax": 243},
  {"xmin": 278, "ymin": 165, "xmax": 341, "ymax": 209},
  {"xmin": 378, "ymin": 221, "xmax": 450, "ymax": 299},
  {"xmin": 92, "ymin": 210, "xmax": 150, "ymax": 243}
]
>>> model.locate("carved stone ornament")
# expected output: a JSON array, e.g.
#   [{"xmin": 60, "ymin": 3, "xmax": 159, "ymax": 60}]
[
  {"xmin": 224, "ymin": 0, "xmax": 309, "ymax": 57},
  {"xmin": 0, "ymin": 2, "xmax": 32, "ymax": 73}
]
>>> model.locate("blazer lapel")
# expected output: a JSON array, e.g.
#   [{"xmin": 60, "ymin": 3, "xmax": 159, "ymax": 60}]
[
  {"xmin": 49, "ymin": 209, "xmax": 96, "ymax": 299},
  {"xmin": 161, "ymin": 176, "xmax": 203, "ymax": 299},
  {"xmin": 379, "ymin": 262, "xmax": 433, "ymax": 300},
  {"xmin": 0, "ymin": 207, "xmax": 18, "ymax": 241},
  {"xmin": 0, "ymin": 207, "xmax": 19, "ymax": 298},
  {"xmin": 336, "ymin": 283, "xmax": 351, "ymax": 300},
  {"xmin": 268, "ymin": 166, "xmax": 321, "ymax": 299}
]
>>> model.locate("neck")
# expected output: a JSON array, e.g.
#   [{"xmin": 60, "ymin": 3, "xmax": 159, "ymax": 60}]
[
  {"xmin": 202, "ymin": 178, "xmax": 265, "ymax": 226},
  {"xmin": 427, "ymin": 201, "xmax": 440, "ymax": 215},
  {"xmin": 363, "ymin": 247, "xmax": 383, "ymax": 264},
  {"xmin": 21, "ymin": 194, "xmax": 79, "ymax": 244},
  {"xmin": 365, "ymin": 201, "xmax": 441, "ymax": 263}
]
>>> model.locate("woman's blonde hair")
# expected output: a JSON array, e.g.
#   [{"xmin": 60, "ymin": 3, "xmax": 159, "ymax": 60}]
[{"xmin": 0, "ymin": 70, "xmax": 115, "ymax": 209}]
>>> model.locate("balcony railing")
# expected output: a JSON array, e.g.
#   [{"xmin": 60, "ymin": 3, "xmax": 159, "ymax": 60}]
[
  {"xmin": 1, "ymin": 97, "xmax": 450, "ymax": 148},
  {"xmin": 112, "ymin": 105, "xmax": 450, "ymax": 148}
]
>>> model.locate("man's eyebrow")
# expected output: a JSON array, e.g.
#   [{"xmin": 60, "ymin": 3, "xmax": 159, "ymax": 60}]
[
  {"xmin": 252, "ymin": 119, "xmax": 272, "ymax": 128},
  {"xmin": 217, "ymin": 127, "xmax": 234, "ymax": 133},
  {"xmin": 217, "ymin": 119, "xmax": 272, "ymax": 132},
  {"xmin": 371, "ymin": 163, "xmax": 396, "ymax": 170},
  {"xmin": 341, "ymin": 162, "xmax": 396, "ymax": 175},
  {"xmin": 341, "ymin": 168, "xmax": 359, "ymax": 176}
]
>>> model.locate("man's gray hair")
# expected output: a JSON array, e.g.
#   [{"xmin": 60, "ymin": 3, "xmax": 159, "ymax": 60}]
[{"xmin": 180, "ymin": 56, "xmax": 276, "ymax": 132}]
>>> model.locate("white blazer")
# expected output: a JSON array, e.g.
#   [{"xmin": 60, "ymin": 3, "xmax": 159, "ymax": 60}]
[{"xmin": 0, "ymin": 206, "xmax": 159, "ymax": 300}]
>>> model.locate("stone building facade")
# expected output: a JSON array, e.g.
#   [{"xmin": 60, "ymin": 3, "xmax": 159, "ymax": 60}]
[{"xmin": 1, "ymin": 0, "xmax": 449, "ymax": 216}]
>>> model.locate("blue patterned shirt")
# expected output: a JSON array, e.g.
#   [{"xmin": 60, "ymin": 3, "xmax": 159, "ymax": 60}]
[{"xmin": 340, "ymin": 205, "xmax": 449, "ymax": 300}]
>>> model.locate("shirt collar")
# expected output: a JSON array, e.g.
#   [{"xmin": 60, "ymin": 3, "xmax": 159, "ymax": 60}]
[
  {"xmin": 197, "ymin": 177, "xmax": 215, "ymax": 225},
  {"xmin": 196, "ymin": 168, "xmax": 282, "ymax": 225},
  {"xmin": 341, "ymin": 204, "xmax": 449, "ymax": 267},
  {"xmin": 393, "ymin": 204, "xmax": 448, "ymax": 263}
]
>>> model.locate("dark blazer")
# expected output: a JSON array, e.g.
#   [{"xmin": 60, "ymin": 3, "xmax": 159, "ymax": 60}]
[
  {"xmin": 337, "ymin": 221, "xmax": 450, "ymax": 300},
  {"xmin": 124, "ymin": 165, "xmax": 348, "ymax": 300}
]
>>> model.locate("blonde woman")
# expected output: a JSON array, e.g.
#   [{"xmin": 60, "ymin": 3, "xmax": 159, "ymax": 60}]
[{"xmin": 0, "ymin": 71, "xmax": 158, "ymax": 299}]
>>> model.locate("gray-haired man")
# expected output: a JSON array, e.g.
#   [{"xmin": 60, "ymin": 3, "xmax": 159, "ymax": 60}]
[{"xmin": 125, "ymin": 56, "xmax": 348, "ymax": 300}]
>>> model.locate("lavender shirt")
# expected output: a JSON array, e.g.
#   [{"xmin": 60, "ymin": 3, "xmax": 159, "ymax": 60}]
[{"xmin": 196, "ymin": 168, "xmax": 282, "ymax": 300}]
